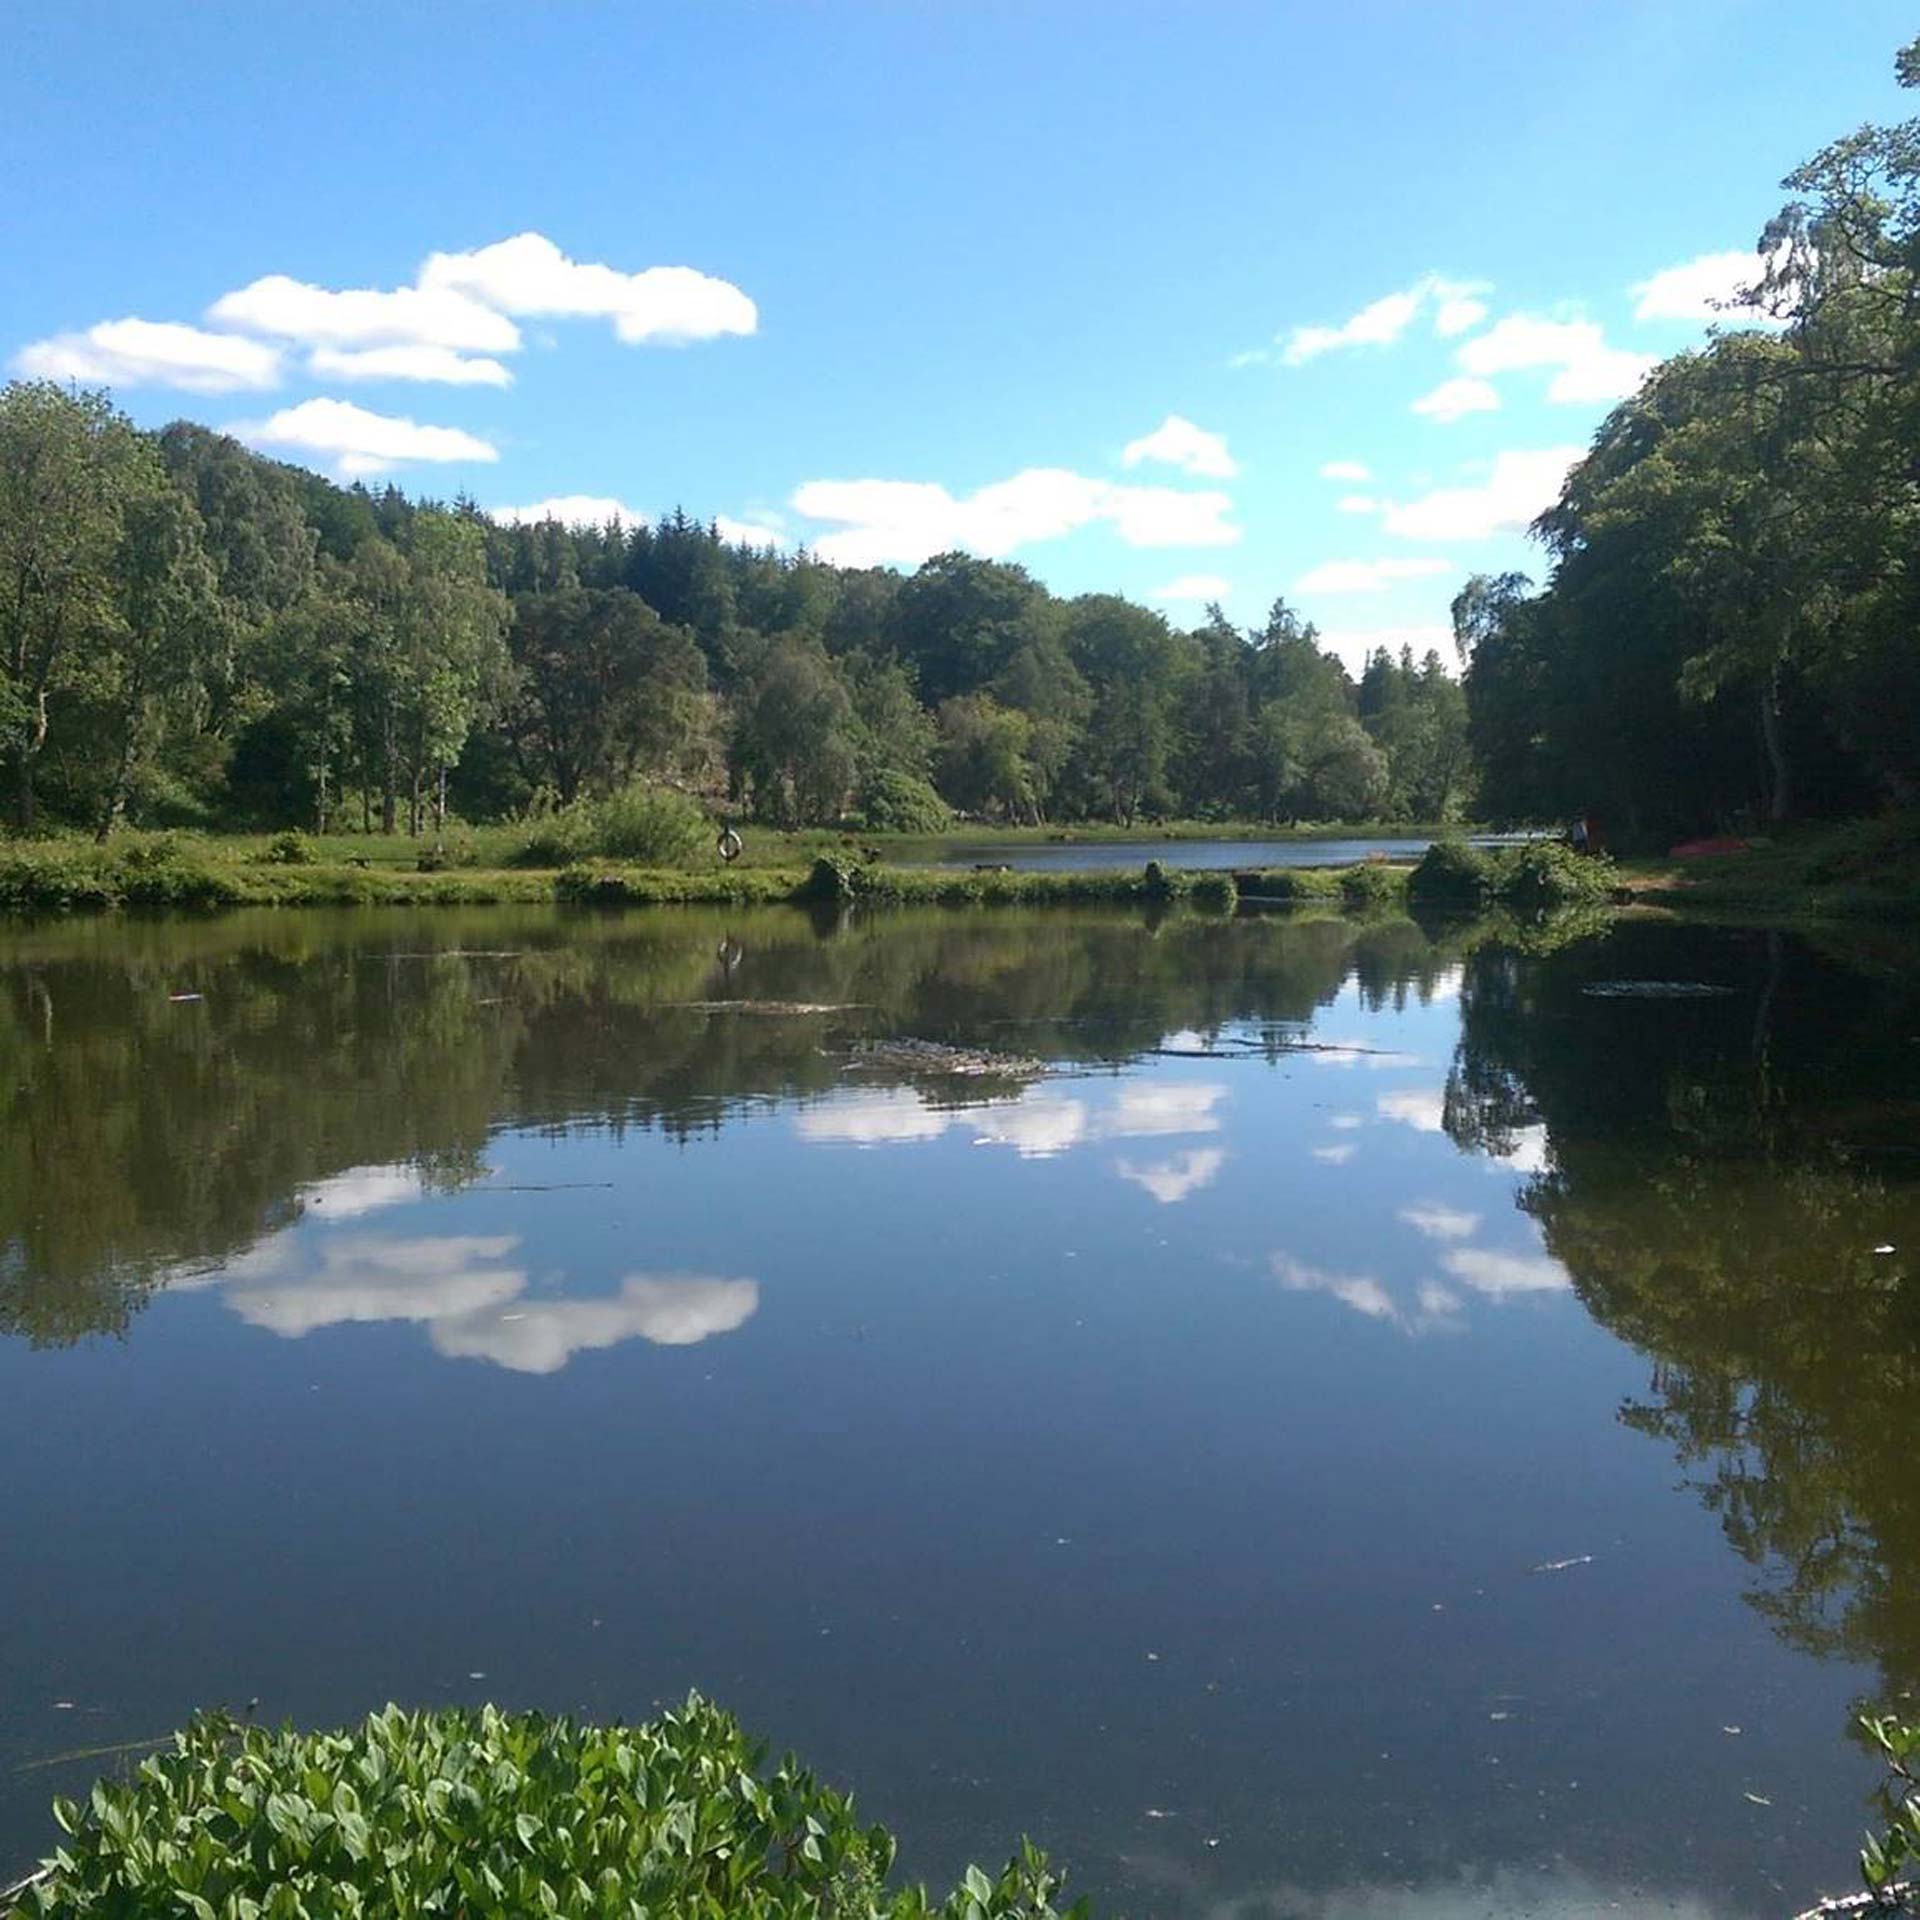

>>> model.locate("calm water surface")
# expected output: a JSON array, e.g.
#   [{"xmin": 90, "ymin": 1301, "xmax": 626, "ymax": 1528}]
[
  {"xmin": 3, "ymin": 904, "xmax": 1917, "ymax": 1919},
  {"xmin": 915, "ymin": 834, "xmax": 1529, "ymax": 871}
]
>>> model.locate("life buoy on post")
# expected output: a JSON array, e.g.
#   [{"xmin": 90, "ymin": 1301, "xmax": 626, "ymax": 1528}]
[{"xmin": 717, "ymin": 825, "xmax": 743, "ymax": 864}]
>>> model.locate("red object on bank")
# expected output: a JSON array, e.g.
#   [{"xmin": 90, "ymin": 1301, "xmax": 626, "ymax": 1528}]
[{"xmin": 1668, "ymin": 836, "xmax": 1752, "ymax": 859}]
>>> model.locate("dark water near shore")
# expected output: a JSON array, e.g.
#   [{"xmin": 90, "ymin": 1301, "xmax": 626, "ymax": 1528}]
[
  {"xmin": 3, "ymin": 903, "xmax": 1918, "ymax": 1917},
  {"xmin": 918, "ymin": 834, "xmax": 1530, "ymax": 872}
]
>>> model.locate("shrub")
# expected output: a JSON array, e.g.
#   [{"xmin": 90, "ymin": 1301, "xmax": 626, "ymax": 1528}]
[
  {"xmin": 1860, "ymin": 1709, "xmax": 1920, "ymax": 1907},
  {"xmin": 1189, "ymin": 871, "xmax": 1237, "ymax": 910},
  {"xmin": 9, "ymin": 1699, "xmax": 1089, "ymax": 1919},
  {"xmin": 506, "ymin": 800, "xmax": 603, "ymax": 869},
  {"xmin": 260, "ymin": 830, "xmax": 317, "ymax": 866},
  {"xmin": 1408, "ymin": 838, "xmax": 1495, "ymax": 907},
  {"xmin": 1338, "ymin": 861, "xmax": 1402, "ymax": 909},
  {"xmin": 858, "ymin": 770, "xmax": 952, "ymax": 836},
  {"xmin": 1497, "ymin": 840, "xmax": 1616, "ymax": 911},
  {"xmin": 592, "ymin": 784, "xmax": 711, "ymax": 865}
]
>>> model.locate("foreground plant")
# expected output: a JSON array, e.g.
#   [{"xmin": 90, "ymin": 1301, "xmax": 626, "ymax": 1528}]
[
  {"xmin": 7, "ymin": 1697, "xmax": 1087, "ymax": 1919},
  {"xmin": 1859, "ymin": 1711, "xmax": 1920, "ymax": 1909}
]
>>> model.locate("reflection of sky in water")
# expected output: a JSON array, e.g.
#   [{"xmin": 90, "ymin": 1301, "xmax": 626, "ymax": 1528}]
[{"xmin": 0, "ymin": 940, "xmax": 1883, "ymax": 1918}]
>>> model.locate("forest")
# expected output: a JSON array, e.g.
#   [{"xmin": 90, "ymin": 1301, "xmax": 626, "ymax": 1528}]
[
  {"xmin": 1457, "ymin": 33, "xmax": 1920, "ymax": 843},
  {"xmin": 0, "ymin": 388, "xmax": 1470, "ymax": 842}
]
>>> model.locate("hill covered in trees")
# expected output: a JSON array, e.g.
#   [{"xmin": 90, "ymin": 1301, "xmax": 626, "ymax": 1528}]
[
  {"xmin": 0, "ymin": 386, "xmax": 1470, "ymax": 841},
  {"xmin": 1458, "ymin": 33, "xmax": 1920, "ymax": 845}
]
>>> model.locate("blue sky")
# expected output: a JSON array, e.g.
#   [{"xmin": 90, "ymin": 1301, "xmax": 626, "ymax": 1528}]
[{"xmin": 4, "ymin": 1, "xmax": 1912, "ymax": 672}]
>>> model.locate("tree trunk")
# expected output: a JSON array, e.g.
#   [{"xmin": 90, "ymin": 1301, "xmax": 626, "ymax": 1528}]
[
  {"xmin": 11, "ymin": 741, "xmax": 34, "ymax": 835},
  {"xmin": 1759, "ymin": 659, "xmax": 1791, "ymax": 823}
]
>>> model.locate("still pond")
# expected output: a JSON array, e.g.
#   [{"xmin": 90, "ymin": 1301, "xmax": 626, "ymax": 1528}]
[{"xmin": 2, "ymin": 903, "xmax": 1917, "ymax": 1918}]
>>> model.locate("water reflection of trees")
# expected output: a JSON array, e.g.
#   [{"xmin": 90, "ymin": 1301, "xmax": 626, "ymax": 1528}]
[
  {"xmin": 1, "ymin": 904, "xmax": 1477, "ymax": 1350},
  {"xmin": 1443, "ymin": 919, "xmax": 1920, "ymax": 1695}
]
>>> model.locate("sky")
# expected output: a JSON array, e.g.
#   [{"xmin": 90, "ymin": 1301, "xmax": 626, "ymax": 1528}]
[{"xmin": 3, "ymin": 1, "xmax": 1913, "ymax": 675}]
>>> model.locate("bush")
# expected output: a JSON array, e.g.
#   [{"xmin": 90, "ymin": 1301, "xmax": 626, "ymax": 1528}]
[
  {"xmin": 1859, "ymin": 1709, "xmax": 1920, "ymax": 1907},
  {"xmin": 1338, "ymin": 861, "xmax": 1402, "ymax": 909},
  {"xmin": 858, "ymin": 770, "xmax": 952, "ymax": 836},
  {"xmin": 1408, "ymin": 839, "xmax": 1496, "ymax": 907},
  {"xmin": 1189, "ymin": 871, "xmax": 1237, "ymax": 910},
  {"xmin": 260, "ymin": 830, "xmax": 317, "ymax": 866},
  {"xmin": 1497, "ymin": 840, "xmax": 1616, "ymax": 911},
  {"xmin": 10, "ymin": 1699, "xmax": 1089, "ymax": 1919},
  {"xmin": 592, "ymin": 784, "xmax": 710, "ymax": 865}
]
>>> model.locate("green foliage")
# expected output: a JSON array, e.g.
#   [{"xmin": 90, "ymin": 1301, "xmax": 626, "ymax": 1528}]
[
  {"xmin": 858, "ymin": 768, "xmax": 952, "ymax": 836},
  {"xmin": 1408, "ymin": 839, "xmax": 1497, "ymax": 907},
  {"xmin": 1860, "ymin": 1710, "xmax": 1920, "ymax": 1905},
  {"xmin": 260, "ymin": 831, "xmax": 317, "ymax": 866},
  {"xmin": 1409, "ymin": 839, "xmax": 1616, "ymax": 913},
  {"xmin": 12, "ymin": 1698, "xmax": 1089, "ymax": 1919},
  {"xmin": 506, "ymin": 787, "xmax": 710, "ymax": 869}
]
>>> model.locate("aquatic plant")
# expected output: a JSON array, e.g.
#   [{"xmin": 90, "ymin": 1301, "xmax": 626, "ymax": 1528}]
[{"xmin": 6, "ymin": 1698, "xmax": 1088, "ymax": 1918}]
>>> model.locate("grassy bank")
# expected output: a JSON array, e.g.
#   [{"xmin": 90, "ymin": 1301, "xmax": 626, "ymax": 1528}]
[{"xmin": 1617, "ymin": 815, "xmax": 1920, "ymax": 921}]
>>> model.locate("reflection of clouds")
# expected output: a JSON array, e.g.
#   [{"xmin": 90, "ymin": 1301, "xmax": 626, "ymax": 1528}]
[
  {"xmin": 794, "ymin": 1080, "xmax": 1227, "ymax": 1167},
  {"xmin": 1202, "ymin": 1866, "xmax": 1727, "ymax": 1920},
  {"xmin": 431, "ymin": 1276, "xmax": 759, "ymax": 1374},
  {"xmin": 208, "ymin": 1233, "xmax": 757, "ymax": 1372},
  {"xmin": 222, "ymin": 1234, "xmax": 524, "ymax": 1335},
  {"xmin": 1400, "ymin": 1203, "xmax": 1480, "ymax": 1240},
  {"xmin": 299, "ymin": 1165, "xmax": 427, "ymax": 1219},
  {"xmin": 1311, "ymin": 1143, "xmax": 1356, "ymax": 1165},
  {"xmin": 1440, "ymin": 1246, "xmax": 1570, "ymax": 1297},
  {"xmin": 1312, "ymin": 1041, "xmax": 1420, "ymax": 1071},
  {"xmin": 1107, "ymin": 1082, "xmax": 1226, "ymax": 1138},
  {"xmin": 1425, "ymin": 964, "xmax": 1464, "ymax": 1004},
  {"xmin": 1495, "ymin": 1123, "xmax": 1551, "ymax": 1174},
  {"xmin": 972, "ymin": 1095, "xmax": 1090, "ymax": 1158},
  {"xmin": 1115, "ymin": 1147, "xmax": 1225, "ymax": 1205},
  {"xmin": 1377, "ymin": 1088, "xmax": 1446, "ymax": 1133},
  {"xmin": 1273, "ymin": 1252, "xmax": 1461, "ymax": 1334},
  {"xmin": 1329, "ymin": 1112, "xmax": 1363, "ymax": 1130},
  {"xmin": 795, "ymin": 1090, "xmax": 953, "ymax": 1145}
]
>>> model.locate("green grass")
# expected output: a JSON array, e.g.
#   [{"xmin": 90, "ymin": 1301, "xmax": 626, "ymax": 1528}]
[
  {"xmin": 1616, "ymin": 814, "xmax": 1920, "ymax": 921},
  {"xmin": 4, "ymin": 1698, "xmax": 1088, "ymax": 1918}
]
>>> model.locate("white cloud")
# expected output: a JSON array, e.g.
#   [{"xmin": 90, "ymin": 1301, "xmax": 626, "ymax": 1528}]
[
  {"xmin": 1412, "ymin": 376, "xmax": 1501, "ymax": 424},
  {"xmin": 1311, "ymin": 1143, "xmax": 1357, "ymax": 1165},
  {"xmin": 1107, "ymin": 1082, "xmax": 1227, "ymax": 1137},
  {"xmin": 1495, "ymin": 1123, "xmax": 1551, "ymax": 1174},
  {"xmin": 490, "ymin": 494, "xmax": 647, "ymax": 529},
  {"xmin": 1121, "ymin": 414, "xmax": 1238, "ymax": 479},
  {"xmin": 1115, "ymin": 1147, "xmax": 1226, "ymax": 1204},
  {"xmin": 1399, "ymin": 1203, "xmax": 1480, "ymax": 1240},
  {"xmin": 13, "ymin": 318, "xmax": 282, "ymax": 393},
  {"xmin": 1457, "ymin": 316, "xmax": 1655, "ymax": 405},
  {"xmin": 1281, "ymin": 275, "xmax": 1493, "ymax": 366},
  {"xmin": 1274, "ymin": 1253, "xmax": 1400, "ymax": 1321},
  {"xmin": 419, "ymin": 232, "xmax": 756, "ymax": 344},
  {"xmin": 791, "ymin": 468, "xmax": 1239, "ymax": 569},
  {"xmin": 1381, "ymin": 447, "xmax": 1582, "ymax": 542},
  {"xmin": 1330, "ymin": 1113, "xmax": 1364, "ymax": 1130},
  {"xmin": 240, "ymin": 398, "xmax": 497, "ymax": 477},
  {"xmin": 300, "ymin": 1165, "xmax": 426, "ymax": 1220},
  {"xmin": 797, "ymin": 1089, "xmax": 956, "ymax": 1146},
  {"xmin": 1440, "ymin": 1245, "xmax": 1570, "ymax": 1298},
  {"xmin": 715, "ymin": 515, "xmax": 786, "ymax": 548},
  {"xmin": 971, "ymin": 1095, "xmax": 1090, "ymax": 1159},
  {"xmin": 430, "ymin": 1274, "xmax": 759, "ymax": 1373},
  {"xmin": 1315, "ymin": 625, "xmax": 1455, "ymax": 679},
  {"xmin": 1336, "ymin": 494, "xmax": 1379, "ymax": 515},
  {"xmin": 220, "ymin": 1234, "xmax": 527, "ymax": 1339},
  {"xmin": 1153, "ymin": 573, "xmax": 1232, "ymax": 604},
  {"xmin": 1320, "ymin": 460, "xmax": 1372, "ymax": 482},
  {"xmin": 1631, "ymin": 249, "xmax": 1771, "ymax": 322},
  {"xmin": 210, "ymin": 274, "xmax": 520, "ymax": 353},
  {"xmin": 1377, "ymin": 1088, "xmax": 1446, "ymax": 1133},
  {"xmin": 1294, "ymin": 556, "xmax": 1455, "ymax": 595},
  {"xmin": 308, "ymin": 344, "xmax": 512, "ymax": 387}
]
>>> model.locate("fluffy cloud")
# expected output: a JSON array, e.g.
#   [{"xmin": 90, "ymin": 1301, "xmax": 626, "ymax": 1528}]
[
  {"xmin": 1115, "ymin": 1147, "xmax": 1226, "ymax": 1205},
  {"xmin": 791, "ymin": 468, "xmax": 1239, "ymax": 568},
  {"xmin": 429, "ymin": 1274, "xmax": 759, "ymax": 1373},
  {"xmin": 418, "ymin": 233, "xmax": 756, "ymax": 344},
  {"xmin": 1336, "ymin": 494, "xmax": 1379, "ymax": 514},
  {"xmin": 1152, "ymin": 573, "xmax": 1232, "ymax": 604},
  {"xmin": 1399, "ymin": 1203, "xmax": 1480, "ymax": 1240},
  {"xmin": 1274, "ymin": 1251, "xmax": 1465, "ymax": 1335},
  {"xmin": 13, "ymin": 318, "xmax": 281, "ymax": 393},
  {"xmin": 1294, "ymin": 556, "xmax": 1454, "ymax": 595},
  {"xmin": 970, "ymin": 1095, "xmax": 1090, "ymax": 1159},
  {"xmin": 1313, "ymin": 626, "xmax": 1454, "ymax": 678},
  {"xmin": 299, "ymin": 1165, "xmax": 427, "ymax": 1220},
  {"xmin": 490, "ymin": 495, "xmax": 647, "ymax": 529},
  {"xmin": 1411, "ymin": 376, "xmax": 1501, "ymax": 424},
  {"xmin": 1377, "ymin": 1088, "xmax": 1447, "ymax": 1133},
  {"xmin": 308, "ymin": 344, "xmax": 512, "ymax": 386},
  {"xmin": 1320, "ymin": 460, "xmax": 1373, "ymax": 482},
  {"xmin": 1456, "ymin": 317, "xmax": 1654, "ymax": 404},
  {"xmin": 241, "ymin": 397, "xmax": 497, "ymax": 476},
  {"xmin": 1311, "ymin": 1143, "xmax": 1357, "ymax": 1165},
  {"xmin": 1278, "ymin": 275, "xmax": 1493, "ymax": 366},
  {"xmin": 1106, "ymin": 1082, "xmax": 1227, "ymax": 1137},
  {"xmin": 1121, "ymin": 414, "xmax": 1238, "ymax": 479},
  {"xmin": 1381, "ymin": 447, "xmax": 1582, "ymax": 541},
  {"xmin": 714, "ymin": 515, "xmax": 786, "ymax": 548},
  {"xmin": 1440, "ymin": 1245, "xmax": 1570, "ymax": 1298},
  {"xmin": 210, "ymin": 274, "xmax": 519, "ymax": 353},
  {"xmin": 1631, "ymin": 249, "xmax": 1771, "ymax": 322}
]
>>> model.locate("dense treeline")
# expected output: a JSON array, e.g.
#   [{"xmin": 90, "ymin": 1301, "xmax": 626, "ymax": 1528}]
[
  {"xmin": 1461, "ymin": 33, "xmax": 1920, "ymax": 845},
  {"xmin": 0, "ymin": 387, "xmax": 1471, "ymax": 840}
]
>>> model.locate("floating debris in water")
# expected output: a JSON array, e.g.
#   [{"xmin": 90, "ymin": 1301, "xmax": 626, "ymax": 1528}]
[
  {"xmin": 1723, "ymin": 1725, "xmax": 1743, "ymax": 1735},
  {"xmin": 1530, "ymin": 1554, "xmax": 1595, "ymax": 1574},
  {"xmin": 848, "ymin": 1037, "xmax": 1043, "ymax": 1078},
  {"xmin": 1582, "ymin": 981, "xmax": 1736, "ymax": 998},
  {"xmin": 167, "ymin": 992, "xmax": 203, "ymax": 1003},
  {"xmin": 672, "ymin": 1000, "xmax": 869, "ymax": 1016},
  {"xmin": 1142, "ymin": 1808, "xmax": 1174, "ymax": 1819},
  {"xmin": 1874, "ymin": 1245, "xmax": 1897, "ymax": 1256},
  {"xmin": 1745, "ymin": 1791, "xmax": 1773, "ymax": 1807}
]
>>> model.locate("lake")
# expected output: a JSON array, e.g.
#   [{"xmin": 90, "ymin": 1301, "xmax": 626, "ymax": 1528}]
[
  {"xmin": 914, "ymin": 834, "xmax": 1533, "ymax": 872},
  {"xmin": 3, "ymin": 903, "xmax": 1916, "ymax": 1918}
]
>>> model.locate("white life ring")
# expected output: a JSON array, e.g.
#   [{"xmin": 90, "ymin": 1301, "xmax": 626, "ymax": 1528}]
[{"xmin": 717, "ymin": 826, "xmax": 743, "ymax": 864}]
